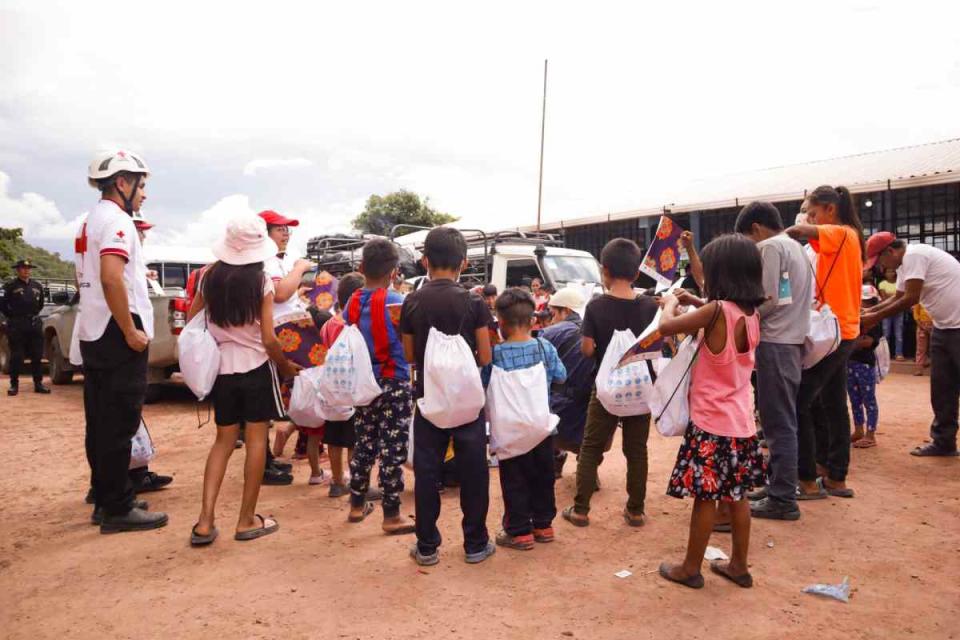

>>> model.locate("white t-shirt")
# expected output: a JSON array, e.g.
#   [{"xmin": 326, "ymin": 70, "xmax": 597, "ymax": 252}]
[
  {"xmin": 74, "ymin": 200, "xmax": 155, "ymax": 342},
  {"xmin": 264, "ymin": 253, "xmax": 305, "ymax": 319},
  {"xmin": 897, "ymin": 243, "xmax": 960, "ymax": 330}
]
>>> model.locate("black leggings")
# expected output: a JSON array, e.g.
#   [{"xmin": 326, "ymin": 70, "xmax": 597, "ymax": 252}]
[{"xmin": 797, "ymin": 340, "xmax": 856, "ymax": 483}]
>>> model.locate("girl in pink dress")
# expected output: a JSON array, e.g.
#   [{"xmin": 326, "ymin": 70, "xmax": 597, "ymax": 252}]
[{"xmin": 656, "ymin": 234, "xmax": 767, "ymax": 589}]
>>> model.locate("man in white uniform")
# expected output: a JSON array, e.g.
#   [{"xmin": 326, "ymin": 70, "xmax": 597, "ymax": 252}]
[
  {"xmin": 77, "ymin": 150, "xmax": 168, "ymax": 532},
  {"xmin": 862, "ymin": 232, "xmax": 960, "ymax": 457}
]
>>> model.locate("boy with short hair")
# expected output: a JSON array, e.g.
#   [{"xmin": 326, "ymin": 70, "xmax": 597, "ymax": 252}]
[
  {"xmin": 400, "ymin": 227, "xmax": 495, "ymax": 565},
  {"xmin": 320, "ymin": 272, "xmax": 365, "ymax": 498},
  {"xmin": 344, "ymin": 241, "xmax": 415, "ymax": 534},
  {"xmin": 485, "ymin": 288, "xmax": 566, "ymax": 550},
  {"xmin": 562, "ymin": 238, "xmax": 658, "ymax": 528}
]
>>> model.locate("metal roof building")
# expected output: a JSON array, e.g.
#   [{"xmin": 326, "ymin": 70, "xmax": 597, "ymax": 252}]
[{"xmin": 524, "ymin": 138, "xmax": 960, "ymax": 259}]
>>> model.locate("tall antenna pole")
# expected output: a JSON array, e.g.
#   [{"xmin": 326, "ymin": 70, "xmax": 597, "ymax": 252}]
[{"xmin": 536, "ymin": 59, "xmax": 548, "ymax": 232}]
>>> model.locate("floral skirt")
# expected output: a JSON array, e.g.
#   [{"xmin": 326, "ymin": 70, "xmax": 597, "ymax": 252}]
[{"xmin": 666, "ymin": 423, "xmax": 766, "ymax": 502}]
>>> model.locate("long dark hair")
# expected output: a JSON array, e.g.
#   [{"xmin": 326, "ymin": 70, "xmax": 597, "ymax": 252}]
[
  {"xmin": 202, "ymin": 261, "xmax": 265, "ymax": 328},
  {"xmin": 806, "ymin": 185, "xmax": 866, "ymax": 257},
  {"xmin": 700, "ymin": 234, "xmax": 766, "ymax": 310}
]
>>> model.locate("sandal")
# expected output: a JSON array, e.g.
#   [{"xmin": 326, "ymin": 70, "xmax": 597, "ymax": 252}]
[
  {"xmin": 710, "ymin": 561, "xmax": 753, "ymax": 588},
  {"xmin": 852, "ymin": 437, "xmax": 877, "ymax": 449},
  {"xmin": 910, "ymin": 443, "xmax": 960, "ymax": 457},
  {"xmin": 190, "ymin": 524, "xmax": 218, "ymax": 546},
  {"xmin": 622, "ymin": 509, "xmax": 645, "ymax": 527},
  {"xmin": 817, "ymin": 477, "xmax": 854, "ymax": 498},
  {"xmin": 713, "ymin": 522, "xmax": 732, "ymax": 533},
  {"xmin": 796, "ymin": 484, "xmax": 828, "ymax": 501},
  {"xmin": 234, "ymin": 514, "xmax": 279, "ymax": 541},
  {"xmin": 348, "ymin": 502, "xmax": 375, "ymax": 523},
  {"xmin": 561, "ymin": 506, "xmax": 589, "ymax": 528},
  {"xmin": 658, "ymin": 562, "xmax": 704, "ymax": 589}
]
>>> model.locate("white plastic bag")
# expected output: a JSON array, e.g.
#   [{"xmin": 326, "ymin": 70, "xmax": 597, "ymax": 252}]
[
  {"xmin": 129, "ymin": 419, "xmax": 155, "ymax": 469},
  {"xmin": 649, "ymin": 335, "xmax": 698, "ymax": 437},
  {"xmin": 287, "ymin": 367, "xmax": 326, "ymax": 428},
  {"xmin": 596, "ymin": 329, "xmax": 654, "ymax": 417},
  {"xmin": 404, "ymin": 413, "xmax": 416, "ymax": 469},
  {"xmin": 417, "ymin": 327, "xmax": 485, "ymax": 429},
  {"xmin": 486, "ymin": 362, "xmax": 559, "ymax": 461},
  {"xmin": 177, "ymin": 312, "xmax": 221, "ymax": 400},
  {"xmin": 316, "ymin": 324, "xmax": 382, "ymax": 408},
  {"xmin": 803, "ymin": 304, "xmax": 841, "ymax": 370},
  {"xmin": 875, "ymin": 337, "xmax": 890, "ymax": 381}
]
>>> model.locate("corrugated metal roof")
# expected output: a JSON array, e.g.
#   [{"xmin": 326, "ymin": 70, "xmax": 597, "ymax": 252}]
[{"xmin": 524, "ymin": 137, "xmax": 960, "ymax": 231}]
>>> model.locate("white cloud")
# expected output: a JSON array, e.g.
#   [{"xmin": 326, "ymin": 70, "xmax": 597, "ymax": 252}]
[
  {"xmin": 242, "ymin": 157, "xmax": 314, "ymax": 177},
  {"xmin": 0, "ymin": 170, "xmax": 84, "ymax": 245}
]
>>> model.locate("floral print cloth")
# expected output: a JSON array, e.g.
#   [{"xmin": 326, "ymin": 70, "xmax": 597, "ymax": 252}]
[{"xmin": 667, "ymin": 422, "xmax": 766, "ymax": 502}]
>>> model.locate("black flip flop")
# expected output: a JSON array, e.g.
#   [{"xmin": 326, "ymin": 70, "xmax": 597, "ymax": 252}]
[
  {"xmin": 562, "ymin": 506, "xmax": 589, "ymax": 528},
  {"xmin": 348, "ymin": 502, "xmax": 375, "ymax": 523},
  {"xmin": 622, "ymin": 509, "xmax": 645, "ymax": 527},
  {"xmin": 191, "ymin": 524, "xmax": 218, "ymax": 546},
  {"xmin": 658, "ymin": 562, "xmax": 704, "ymax": 589},
  {"xmin": 710, "ymin": 561, "xmax": 753, "ymax": 588},
  {"xmin": 817, "ymin": 477, "xmax": 854, "ymax": 498},
  {"xmin": 234, "ymin": 514, "xmax": 279, "ymax": 541}
]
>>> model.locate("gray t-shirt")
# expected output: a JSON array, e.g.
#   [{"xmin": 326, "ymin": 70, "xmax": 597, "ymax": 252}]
[{"xmin": 757, "ymin": 234, "xmax": 813, "ymax": 345}]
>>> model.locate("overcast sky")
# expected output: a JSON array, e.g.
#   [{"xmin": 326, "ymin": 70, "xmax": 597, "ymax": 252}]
[{"xmin": 2, "ymin": 0, "xmax": 959, "ymax": 258}]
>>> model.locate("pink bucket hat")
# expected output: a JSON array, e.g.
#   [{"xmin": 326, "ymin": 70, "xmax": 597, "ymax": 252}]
[{"xmin": 213, "ymin": 214, "xmax": 279, "ymax": 265}]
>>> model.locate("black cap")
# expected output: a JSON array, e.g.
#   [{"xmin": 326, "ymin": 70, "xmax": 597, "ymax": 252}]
[
  {"xmin": 482, "ymin": 284, "xmax": 498, "ymax": 297},
  {"xmin": 13, "ymin": 259, "xmax": 34, "ymax": 269}
]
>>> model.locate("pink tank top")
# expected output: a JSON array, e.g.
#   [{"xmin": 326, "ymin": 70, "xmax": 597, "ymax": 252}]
[{"xmin": 689, "ymin": 301, "xmax": 760, "ymax": 438}]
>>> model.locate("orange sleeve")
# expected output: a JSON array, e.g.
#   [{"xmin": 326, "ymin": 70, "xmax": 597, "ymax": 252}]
[{"xmin": 808, "ymin": 225, "xmax": 848, "ymax": 256}]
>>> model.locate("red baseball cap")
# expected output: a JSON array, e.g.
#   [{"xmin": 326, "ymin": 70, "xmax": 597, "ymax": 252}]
[
  {"xmin": 864, "ymin": 231, "xmax": 896, "ymax": 270},
  {"xmin": 257, "ymin": 210, "xmax": 299, "ymax": 227}
]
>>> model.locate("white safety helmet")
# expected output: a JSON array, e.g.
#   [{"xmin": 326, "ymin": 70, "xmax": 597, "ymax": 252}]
[{"xmin": 87, "ymin": 150, "xmax": 150, "ymax": 189}]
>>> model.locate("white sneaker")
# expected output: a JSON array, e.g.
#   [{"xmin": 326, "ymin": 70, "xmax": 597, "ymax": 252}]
[{"xmin": 309, "ymin": 470, "xmax": 329, "ymax": 486}]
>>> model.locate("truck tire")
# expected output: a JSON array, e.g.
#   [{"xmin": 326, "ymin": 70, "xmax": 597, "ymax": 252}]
[
  {"xmin": 0, "ymin": 333, "xmax": 9, "ymax": 375},
  {"xmin": 48, "ymin": 335, "xmax": 74, "ymax": 385}
]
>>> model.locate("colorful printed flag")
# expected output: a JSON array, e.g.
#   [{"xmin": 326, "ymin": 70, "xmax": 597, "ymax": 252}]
[
  {"xmin": 639, "ymin": 216, "xmax": 684, "ymax": 288},
  {"xmin": 616, "ymin": 308, "xmax": 666, "ymax": 368}
]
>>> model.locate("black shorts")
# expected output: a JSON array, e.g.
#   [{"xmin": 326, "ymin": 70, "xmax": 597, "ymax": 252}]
[
  {"xmin": 322, "ymin": 416, "xmax": 356, "ymax": 448},
  {"xmin": 213, "ymin": 361, "xmax": 285, "ymax": 427}
]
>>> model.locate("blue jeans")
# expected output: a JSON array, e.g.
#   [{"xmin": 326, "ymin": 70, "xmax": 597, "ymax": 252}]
[{"xmin": 883, "ymin": 314, "xmax": 904, "ymax": 358}]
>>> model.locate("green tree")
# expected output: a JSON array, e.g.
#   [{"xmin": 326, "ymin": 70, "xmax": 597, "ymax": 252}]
[
  {"xmin": 0, "ymin": 227, "xmax": 76, "ymax": 281},
  {"xmin": 351, "ymin": 190, "xmax": 458, "ymax": 236}
]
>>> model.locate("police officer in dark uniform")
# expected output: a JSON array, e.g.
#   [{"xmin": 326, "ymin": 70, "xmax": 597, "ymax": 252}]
[{"xmin": 1, "ymin": 259, "xmax": 50, "ymax": 396}]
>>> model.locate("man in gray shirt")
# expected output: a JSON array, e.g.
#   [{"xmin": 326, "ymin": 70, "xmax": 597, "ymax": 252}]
[{"xmin": 735, "ymin": 202, "xmax": 812, "ymax": 521}]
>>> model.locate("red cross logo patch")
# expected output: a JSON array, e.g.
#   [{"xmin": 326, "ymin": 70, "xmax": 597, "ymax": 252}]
[{"xmin": 117, "ymin": 230, "xmax": 125, "ymax": 238}]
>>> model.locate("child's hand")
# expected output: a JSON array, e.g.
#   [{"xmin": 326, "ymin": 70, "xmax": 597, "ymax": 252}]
[
  {"xmin": 679, "ymin": 230, "xmax": 695, "ymax": 249},
  {"xmin": 660, "ymin": 292, "xmax": 679, "ymax": 308},
  {"xmin": 280, "ymin": 360, "xmax": 303, "ymax": 378},
  {"xmin": 675, "ymin": 289, "xmax": 701, "ymax": 308}
]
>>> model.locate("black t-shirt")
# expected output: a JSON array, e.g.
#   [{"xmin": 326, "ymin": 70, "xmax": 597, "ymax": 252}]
[
  {"xmin": 850, "ymin": 323, "xmax": 884, "ymax": 367},
  {"xmin": 581, "ymin": 293, "xmax": 659, "ymax": 365},
  {"xmin": 399, "ymin": 278, "xmax": 493, "ymax": 398}
]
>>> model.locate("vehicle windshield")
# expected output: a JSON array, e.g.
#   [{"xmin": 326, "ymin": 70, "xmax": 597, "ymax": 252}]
[{"xmin": 542, "ymin": 255, "xmax": 602, "ymax": 285}]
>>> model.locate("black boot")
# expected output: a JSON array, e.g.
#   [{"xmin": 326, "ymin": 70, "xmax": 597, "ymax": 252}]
[
  {"xmin": 34, "ymin": 380, "xmax": 50, "ymax": 394},
  {"xmin": 7, "ymin": 381, "xmax": 18, "ymax": 397},
  {"xmin": 100, "ymin": 507, "xmax": 169, "ymax": 533}
]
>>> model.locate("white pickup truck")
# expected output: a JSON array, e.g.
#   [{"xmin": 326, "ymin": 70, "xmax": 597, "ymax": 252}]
[{"xmin": 42, "ymin": 247, "xmax": 213, "ymax": 402}]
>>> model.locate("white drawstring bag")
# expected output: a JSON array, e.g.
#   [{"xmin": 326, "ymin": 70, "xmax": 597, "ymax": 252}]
[
  {"xmin": 417, "ymin": 327, "xmax": 485, "ymax": 429},
  {"xmin": 649, "ymin": 336, "xmax": 698, "ymax": 437},
  {"xmin": 129, "ymin": 418, "xmax": 156, "ymax": 469},
  {"xmin": 486, "ymin": 362, "xmax": 558, "ymax": 461},
  {"xmin": 596, "ymin": 329, "xmax": 654, "ymax": 417},
  {"xmin": 316, "ymin": 324, "xmax": 382, "ymax": 408},
  {"xmin": 803, "ymin": 304, "xmax": 841, "ymax": 370},
  {"xmin": 178, "ymin": 312, "xmax": 221, "ymax": 400},
  {"xmin": 875, "ymin": 337, "xmax": 891, "ymax": 381},
  {"xmin": 288, "ymin": 367, "xmax": 327, "ymax": 428}
]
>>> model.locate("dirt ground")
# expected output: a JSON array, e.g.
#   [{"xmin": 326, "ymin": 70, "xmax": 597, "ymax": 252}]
[{"xmin": 0, "ymin": 373, "xmax": 958, "ymax": 640}]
